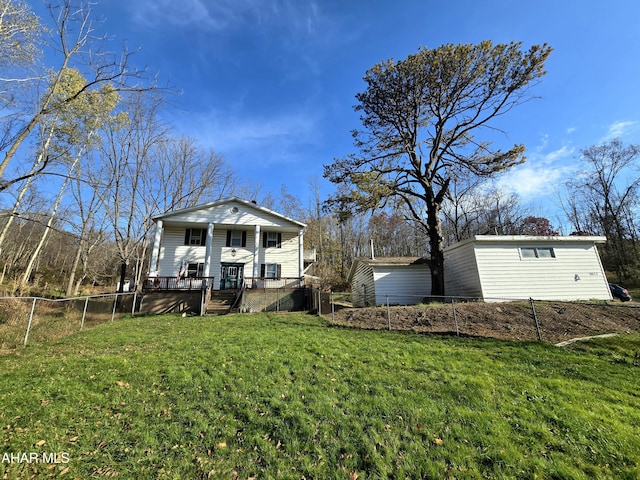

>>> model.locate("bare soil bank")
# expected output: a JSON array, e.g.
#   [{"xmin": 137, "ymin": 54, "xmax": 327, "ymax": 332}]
[{"xmin": 328, "ymin": 301, "xmax": 640, "ymax": 344}]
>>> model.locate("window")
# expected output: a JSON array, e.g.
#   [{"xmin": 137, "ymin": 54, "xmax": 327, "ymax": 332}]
[
  {"xmin": 261, "ymin": 263, "xmax": 281, "ymax": 279},
  {"xmin": 263, "ymin": 231, "xmax": 281, "ymax": 248},
  {"xmin": 226, "ymin": 230, "xmax": 247, "ymax": 247},
  {"xmin": 520, "ymin": 247, "xmax": 555, "ymax": 259},
  {"xmin": 187, "ymin": 263, "xmax": 204, "ymax": 278},
  {"xmin": 184, "ymin": 228, "xmax": 206, "ymax": 246}
]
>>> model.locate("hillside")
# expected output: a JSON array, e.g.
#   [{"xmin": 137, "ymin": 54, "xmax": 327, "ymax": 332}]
[
  {"xmin": 329, "ymin": 301, "xmax": 640, "ymax": 343},
  {"xmin": 0, "ymin": 313, "xmax": 638, "ymax": 479}
]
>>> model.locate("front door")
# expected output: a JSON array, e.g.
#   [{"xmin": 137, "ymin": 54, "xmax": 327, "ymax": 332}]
[{"xmin": 220, "ymin": 263, "xmax": 244, "ymax": 290}]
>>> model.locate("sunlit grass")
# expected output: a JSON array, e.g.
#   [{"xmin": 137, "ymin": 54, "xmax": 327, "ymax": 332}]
[{"xmin": 0, "ymin": 313, "xmax": 638, "ymax": 479}]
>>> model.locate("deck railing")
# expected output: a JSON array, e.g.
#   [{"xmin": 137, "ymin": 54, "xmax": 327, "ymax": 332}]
[
  {"xmin": 143, "ymin": 276, "xmax": 216, "ymax": 291},
  {"xmin": 242, "ymin": 277, "xmax": 304, "ymax": 289},
  {"xmin": 143, "ymin": 276, "xmax": 304, "ymax": 291}
]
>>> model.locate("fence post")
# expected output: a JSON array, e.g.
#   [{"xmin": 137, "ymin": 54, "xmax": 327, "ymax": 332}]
[
  {"xmin": 451, "ymin": 298, "xmax": 460, "ymax": 336},
  {"xmin": 386, "ymin": 295, "xmax": 391, "ymax": 330},
  {"xmin": 132, "ymin": 292, "xmax": 137, "ymax": 316},
  {"xmin": 317, "ymin": 288, "xmax": 321, "ymax": 316},
  {"xmin": 529, "ymin": 297, "xmax": 542, "ymax": 341},
  {"xmin": 330, "ymin": 291, "xmax": 335, "ymax": 323},
  {"xmin": 81, "ymin": 296, "xmax": 89, "ymax": 330},
  {"xmin": 111, "ymin": 293, "xmax": 119, "ymax": 322},
  {"xmin": 23, "ymin": 297, "xmax": 37, "ymax": 346}
]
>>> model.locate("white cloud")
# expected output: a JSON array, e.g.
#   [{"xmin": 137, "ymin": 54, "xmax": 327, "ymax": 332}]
[
  {"xmin": 127, "ymin": 0, "xmax": 322, "ymax": 34},
  {"xmin": 603, "ymin": 120, "xmax": 638, "ymax": 141},
  {"xmin": 495, "ymin": 145, "xmax": 575, "ymax": 201},
  {"xmin": 173, "ymin": 106, "xmax": 322, "ymax": 165},
  {"xmin": 566, "ymin": 127, "xmax": 577, "ymax": 134}
]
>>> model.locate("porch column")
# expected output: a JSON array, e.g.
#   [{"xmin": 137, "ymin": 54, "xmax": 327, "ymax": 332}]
[
  {"xmin": 253, "ymin": 224, "xmax": 261, "ymax": 283},
  {"xmin": 149, "ymin": 219, "xmax": 163, "ymax": 274},
  {"xmin": 298, "ymin": 228, "xmax": 304, "ymax": 280},
  {"xmin": 203, "ymin": 222, "xmax": 214, "ymax": 280}
]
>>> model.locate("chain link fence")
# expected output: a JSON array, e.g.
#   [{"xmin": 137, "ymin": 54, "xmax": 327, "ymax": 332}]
[
  {"xmin": 0, "ymin": 293, "xmax": 138, "ymax": 353},
  {"xmin": 322, "ymin": 292, "xmax": 640, "ymax": 344}
]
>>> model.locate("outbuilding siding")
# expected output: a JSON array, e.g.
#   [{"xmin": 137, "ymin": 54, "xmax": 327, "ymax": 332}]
[
  {"xmin": 444, "ymin": 236, "xmax": 611, "ymax": 302},
  {"xmin": 372, "ymin": 265, "xmax": 431, "ymax": 305},
  {"xmin": 444, "ymin": 241, "xmax": 482, "ymax": 298},
  {"xmin": 351, "ymin": 261, "xmax": 375, "ymax": 307}
]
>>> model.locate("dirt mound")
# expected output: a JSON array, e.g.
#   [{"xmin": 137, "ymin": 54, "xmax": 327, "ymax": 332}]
[{"xmin": 328, "ymin": 301, "xmax": 640, "ymax": 343}]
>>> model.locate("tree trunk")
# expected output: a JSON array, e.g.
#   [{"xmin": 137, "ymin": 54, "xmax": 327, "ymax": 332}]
[
  {"xmin": 118, "ymin": 259, "xmax": 127, "ymax": 293},
  {"xmin": 427, "ymin": 200, "xmax": 446, "ymax": 297},
  {"xmin": 65, "ymin": 236, "xmax": 84, "ymax": 297}
]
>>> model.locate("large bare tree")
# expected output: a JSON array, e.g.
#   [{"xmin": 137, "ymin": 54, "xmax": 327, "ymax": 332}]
[{"xmin": 324, "ymin": 41, "xmax": 552, "ymax": 296}]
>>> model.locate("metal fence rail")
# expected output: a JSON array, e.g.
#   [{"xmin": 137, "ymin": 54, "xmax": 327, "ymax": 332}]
[
  {"xmin": 323, "ymin": 292, "xmax": 640, "ymax": 344},
  {"xmin": 0, "ymin": 292, "xmax": 138, "ymax": 352}
]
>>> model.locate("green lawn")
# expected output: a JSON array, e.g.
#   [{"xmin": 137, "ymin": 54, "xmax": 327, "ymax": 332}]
[{"xmin": 0, "ymin": 313, "xmax": 638, "ymax": 479}]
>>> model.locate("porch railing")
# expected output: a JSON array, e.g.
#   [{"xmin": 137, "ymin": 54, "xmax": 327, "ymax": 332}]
[
  {"xmin": 143, "ymin": 276, "xmax": 303, "ymax": 291},
  {"xmin": 242, "ymin": 277, "xmax": 304, "ymax": 289},
  {"xmin": 143, "ymin": 276, "xmax": 216, "ymax": 291}
]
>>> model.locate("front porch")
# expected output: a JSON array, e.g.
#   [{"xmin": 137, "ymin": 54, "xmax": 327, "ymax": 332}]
[{"xmin": 139, "ymin": 276, "xmax": 308, "ymax": 315}]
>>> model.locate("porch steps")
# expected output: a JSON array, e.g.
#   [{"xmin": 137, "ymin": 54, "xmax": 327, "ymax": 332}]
[{"xmin": 206, "ymin": 290, "xmax": 238, "ymax": 315}]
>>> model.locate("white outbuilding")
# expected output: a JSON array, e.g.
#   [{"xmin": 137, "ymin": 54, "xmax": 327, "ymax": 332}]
[
  {"xmin": 443, "ymin": 235, "xmax": 612, "ymax": 301},
  {"xmin": 348, "ymin": 257, "xmax": 431, "ymax": 307}
]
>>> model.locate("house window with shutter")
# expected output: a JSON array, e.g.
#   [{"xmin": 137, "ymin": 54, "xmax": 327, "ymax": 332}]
[
  {"xmin": 184, "ymin": 228, "xmax": 207, "ymax": 246},
  {"xmin": 187, "ymin": 263, "xmax": 204, "ymax": 278},
  {"xmin": 263, "ymin": 231, "xmax": 281, "ymax": 248},
  {"xmin": 261, "ymin": 263, "xmax": 281, "ymax": 279},
  {"xmin": 226, "ymin": 230, "xmax": 247, "ymax": 247}
]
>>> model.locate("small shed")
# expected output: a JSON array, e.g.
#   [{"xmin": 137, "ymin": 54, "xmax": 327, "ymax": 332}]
[
  {"xmin": 348, "ymin": 257, "xmax": 431, "ymax": 307},
  {"xmin": 443, "ymin": 235, "xmax": 612, "ymax": 301}
]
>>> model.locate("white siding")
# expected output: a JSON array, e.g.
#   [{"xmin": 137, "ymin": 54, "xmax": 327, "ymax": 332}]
[
  {"xmin": 444, "ymin": 241, "xmax": 482, "ymax": 298},
  {"xmin": 157, "ymin": 226, "xmax": 207, "ymax": 275},
  {"xmin": 259, "ymin": 231, "xmax": 300, "ymax": 278},
  {"xmin": 372, "ymin": 265, "xmax": 431, "ymax": 305},
  {"xmin": 157, "ymin": 227, "xmax": 301, "ymax": 288},
  {"xmin": 351, "ymin": 262, "xmax": 375, "ymax": 307},
  {"xmin": 474, "ymin": 241, "xmax": 611, "ymax": 301},
  {"xmin": 159, "ymin": 200, "xmax": 299, "ymax": 229}
]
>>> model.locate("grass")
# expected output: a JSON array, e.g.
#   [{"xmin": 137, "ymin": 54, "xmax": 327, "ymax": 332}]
[{"xmin": 0, "ymin": 313, "xmax": 638, "ymax": 479}]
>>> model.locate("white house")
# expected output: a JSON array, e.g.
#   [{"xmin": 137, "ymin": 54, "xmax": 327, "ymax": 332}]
[
  {"xmin": 146, "ymin": 197, "xmax": 306, "ymax": 291},
  {"xmin": 348, "ymin": 257, "xmax": 431, "ymax": 307},
  {"xmin": 444, "ymin": 235, "xmax": 612, "ymax": 301}
]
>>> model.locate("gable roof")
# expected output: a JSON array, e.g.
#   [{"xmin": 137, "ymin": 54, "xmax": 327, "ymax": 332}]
[{"xmin": 152, "ymin": 197, "xmax": 306, "ymax": 229}]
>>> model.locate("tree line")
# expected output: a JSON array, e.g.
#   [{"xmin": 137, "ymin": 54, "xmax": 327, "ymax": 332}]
[{"xmin": 1, "ymin": 0, "xmax": 639, "ymax": 297}]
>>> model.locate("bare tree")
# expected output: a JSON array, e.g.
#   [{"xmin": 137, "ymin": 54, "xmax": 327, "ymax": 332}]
[
  {"xmin": 564, "ymin": 139, "xmax": 640, "ymax": 281},
  {"xmin": 0, "ymin": 0, "xmax": 154, "ymax": 190}
]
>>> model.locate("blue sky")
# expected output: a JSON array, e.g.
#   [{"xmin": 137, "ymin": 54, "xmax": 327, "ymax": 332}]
[{"xmin": 32, "ymin": 0, "xmax": 640, "ymax": 226}]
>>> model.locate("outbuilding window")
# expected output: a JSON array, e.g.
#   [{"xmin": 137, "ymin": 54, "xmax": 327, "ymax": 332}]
[{"xmin": 520, "ymin": 247, "xmax": 555, "ymax": 259}]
